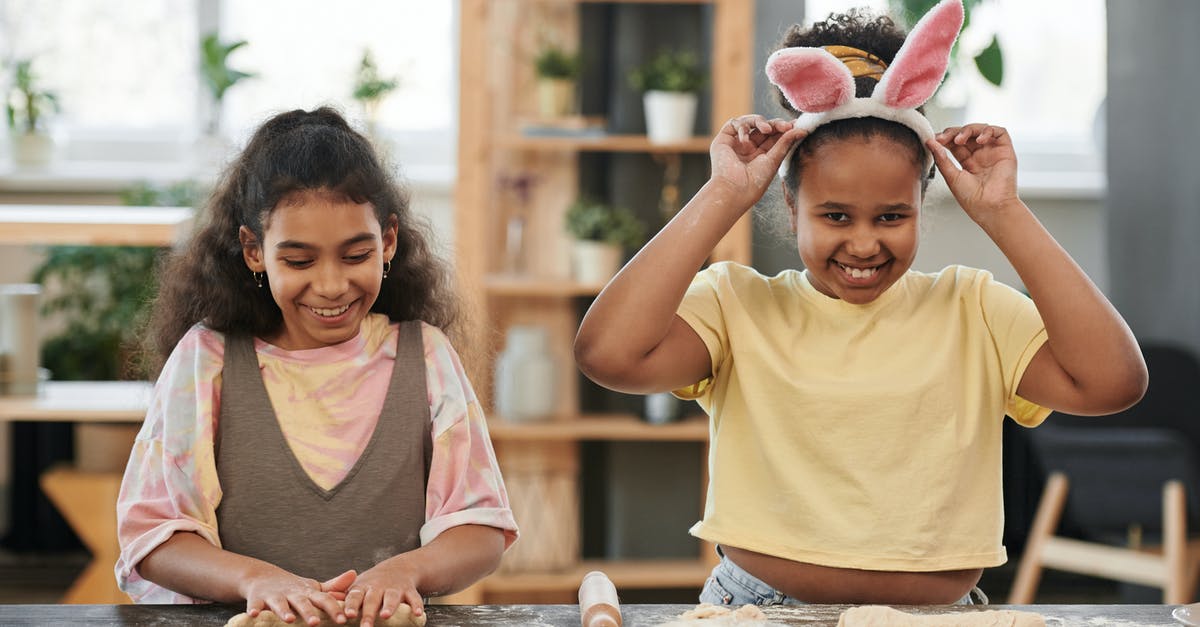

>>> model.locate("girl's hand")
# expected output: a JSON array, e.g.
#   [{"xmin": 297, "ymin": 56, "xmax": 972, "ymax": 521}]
[
  {"xmin": 927, "ymin": 123, "xmax": 1022, "ymax": 228},
  {"xmin": 710, "ymin": 115, "xmax": 806, "ymax": 209},
  {"xmin": 342, "ymin": 561, "xmax": 424, "ymax": 627},
  {"xmin": 241, "ymin": 567, "xmax": 349, "ymax": 626},
  {"xmin": 320, "ymin": 569, "xmax": 357, "ymax": 602}
]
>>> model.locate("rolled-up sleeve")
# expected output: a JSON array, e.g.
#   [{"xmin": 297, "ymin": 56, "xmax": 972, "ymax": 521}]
[
  {"xmin": 419, "ymin": 323, "xmax": 518, "ymax": 547},
  {"xmin": 115, "ymin": 325, "xmax": 225, "ymax": 603}
]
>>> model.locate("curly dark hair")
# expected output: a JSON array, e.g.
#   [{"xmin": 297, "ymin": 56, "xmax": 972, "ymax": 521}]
[
  {"xmin": 775, "ymin": 8, "xmax": 933, "ymax": 194},
  {"xmin": 143, "ymin": 107, "xmax": 461, "ymax": 373}
]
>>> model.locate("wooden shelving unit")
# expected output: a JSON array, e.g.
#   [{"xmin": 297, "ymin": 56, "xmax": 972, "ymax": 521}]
[
  {"xmin": 453, "ymin": 0, "xmax": 753, "ymax": 604},
  {"xmin": 488, "ymin": 415, "xmax": 709, "ymax": 442},
  {"xmin": 484, "ymin": 274, "xmax": 607, "ymax": 297},
  {"xmin": 499, "ymin": 134, "xmax": 712, "ymax": 153}
]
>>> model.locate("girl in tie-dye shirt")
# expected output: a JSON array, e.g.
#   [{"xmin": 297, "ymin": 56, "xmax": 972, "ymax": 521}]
[{"xmin": 116, "ymin": 107, "xmax": 516, "ymax": 627}]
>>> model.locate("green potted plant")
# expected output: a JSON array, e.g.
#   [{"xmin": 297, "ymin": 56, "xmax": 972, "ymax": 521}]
[
  {"xmin": 199, "ymin": 32, "xmax": 255, "ymax": 137},
  {"xmin": 629, "ymin": 50, "xmax": 707, "ymax": 144},
  {"xmin": 352, "ymin": 48, "xmax": 399, "ymax": 138},
  {"xmin": 33, "ymin": 181, "xmax": 201, "ymax": 382},
  {"xmin": 534, "ymin": 44, "xmax": 581, "ymax": 118},
  {"xmin": 5, "ymin": 59, "xmax": 60, "ymax": 168},
  {"xmin": 564, "ymin": 198, "xmax": 644, "ymax": 283}
]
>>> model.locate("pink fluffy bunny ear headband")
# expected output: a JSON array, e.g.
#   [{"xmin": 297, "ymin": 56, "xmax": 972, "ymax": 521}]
[{"xmin": 766, "ymin": 0, "xmax": 964, "ymax": 178}]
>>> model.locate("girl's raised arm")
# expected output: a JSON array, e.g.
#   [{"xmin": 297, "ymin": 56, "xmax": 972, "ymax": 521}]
[
  {"xmin": 927, "ymin": 124, "xmax": 1147, "ymax": 415},
  {"xmin": 575, "ymin": 116, "xmax": 804, "ymax": 394}
]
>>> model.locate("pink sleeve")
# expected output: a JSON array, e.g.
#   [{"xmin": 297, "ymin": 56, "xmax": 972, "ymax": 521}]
[
  {"xmin": 114, "ymin": 325, "xmax": 226, "ymax": 603},
  {"xmin": 419, "ymin": 323, "xmax": 518, "ymax": 548}
]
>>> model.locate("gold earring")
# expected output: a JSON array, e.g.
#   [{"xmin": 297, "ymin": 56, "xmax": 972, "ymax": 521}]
[
  {"xmin": 253, "ymin": 271, "xmax": 264, "ymax": 288},
  {"xmin": 382, "ymin": 261, "xmax": 391, "ymax": 279}
]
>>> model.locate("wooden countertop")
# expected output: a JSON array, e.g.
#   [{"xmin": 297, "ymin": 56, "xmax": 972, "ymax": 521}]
[
  {"xmin": 0, "ymin": 381, "xmax": 152, "ymax": 422},
  {"xmin": 0, "ymin": 204, "xmax": 192, "ymax": 246},
  {"xmin": 0, "ymin": 603, "xmax": 1184, "ymax": 626}
]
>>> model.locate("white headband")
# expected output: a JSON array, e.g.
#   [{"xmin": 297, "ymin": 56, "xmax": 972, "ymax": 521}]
[{"xmin": 766, "ymin": 0, "xmax": 964, "ymax": 179}]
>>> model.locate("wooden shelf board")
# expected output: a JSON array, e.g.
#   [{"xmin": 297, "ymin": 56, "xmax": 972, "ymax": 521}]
[
  {"xmin": 0, "ymin": 205, "xmax": 192, "ymax": 246},
  {"xmin": 484, "ymin": 274, "xmax": 606, "ymax": 297},
  {"xmin": 481, "ymin": 558, "xmax": 710, "ymax": 593},
  {"xmin": 488, "ymin": 414, "xmax": 708, "ymax": 442},
  {"xmin": 578, "ymin": 0, "xmax": 713, "ymax": 4},
  {"xmin": 501, "ymin": 134, "xmax": 711, "ymax": 154}
]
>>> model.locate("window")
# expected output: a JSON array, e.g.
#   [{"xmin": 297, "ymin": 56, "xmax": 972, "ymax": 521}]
[
  {"xmin": 0, "ymin": 1, "xmax": 456, "ymax": 174},
  {"xmin": 803, "ymin": 0, "xmax": 1106, "ymax": 184},
  {"xmin": 1, "ymin": 0, "xmax": 200, "ymax": 159},
  {"xmin": 219, "ymin": 0, "xmax": 456, "ymax": 171}
]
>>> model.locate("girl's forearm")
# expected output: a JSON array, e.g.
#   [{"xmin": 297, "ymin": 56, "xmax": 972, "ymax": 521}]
[
  {"xmin": 137, "ymin": 530, "xmax": 274, "ymax": 602},
  {"xmin": 980, "ymin": 200, "xmax": 1146, "ymax": 409},
  {"xmin": 575, "ymin": 181, "xmax": 746, "ymax": 373},
  {"xmin": 384, "ymin": 524, "xmax": 505, "ymax": 598}
]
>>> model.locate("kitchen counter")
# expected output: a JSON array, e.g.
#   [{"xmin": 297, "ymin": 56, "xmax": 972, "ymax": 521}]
[{"xmin": 0, "ymin": 603, "xmax": 1184, "ymax": 626}]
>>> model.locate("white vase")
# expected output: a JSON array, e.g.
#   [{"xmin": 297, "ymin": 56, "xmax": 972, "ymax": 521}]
[
  {"xmin": 570, "ymin": 240, "xmax": 622, "ymax": 284},
  {"xmin": 644, "ymin": 391, "xmax": 682, "ymax": 425},
  {"xmin": 11, "ymin": 132, "xmax": 55, "ymax": 169},
  {"xmin": 643, "ymin": 90, "xmax": 698, "ymax": 144},
  {"xmin": 494, "ymin": 325, "xmax": 556, "ymax": 422}
]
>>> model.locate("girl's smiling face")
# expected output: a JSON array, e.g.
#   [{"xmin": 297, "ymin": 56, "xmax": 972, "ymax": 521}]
[
  {"xmin": 241, "ymin": 189, "xmax": 397, "ymax": 350},
  {"xmin": 789, "ymin": 136, "xmax": 924, "ymax": 305}
]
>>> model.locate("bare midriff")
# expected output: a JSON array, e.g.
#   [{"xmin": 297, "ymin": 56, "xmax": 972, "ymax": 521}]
[{"xmin": 721, "ymin": 545, "xmax": 984, "ymax": 604}]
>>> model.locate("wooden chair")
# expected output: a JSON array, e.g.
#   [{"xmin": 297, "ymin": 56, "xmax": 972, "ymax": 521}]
[
  {"xmin": 1010, "ymin": 343, "xmax": 1200, "ymax": 604},
  {"xmin": 1010, "ymin": 470, "xmax": 1200, "ymax": 603}
]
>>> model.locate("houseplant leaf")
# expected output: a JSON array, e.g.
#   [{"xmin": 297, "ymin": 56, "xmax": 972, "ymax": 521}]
[{"xmin": 973, "ymin": 35, "xmax": 1004, "ymax": 87}]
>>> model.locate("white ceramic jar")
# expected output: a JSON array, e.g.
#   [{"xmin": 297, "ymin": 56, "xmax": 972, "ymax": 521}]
[
  {"xmin": 495, "ymin": 325, "xmax": 556, "ymax": 421},
  {"xmin": 0, "ymin": 284, "xmax": 42, "ymax": 396}
]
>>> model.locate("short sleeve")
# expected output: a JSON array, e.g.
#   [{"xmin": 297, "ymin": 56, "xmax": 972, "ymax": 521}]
[
  {"xmin": 673, "ymin": 264, "xmax": 735, "ymax": 401},
  {"xmin": 977, "ymin": 273, "xmax": 1052, "ymax": 427}
]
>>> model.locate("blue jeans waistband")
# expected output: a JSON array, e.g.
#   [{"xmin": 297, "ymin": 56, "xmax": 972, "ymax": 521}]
[{"xmin": 698, "ymin": 550, "xmax": 987, "ymax": 607}]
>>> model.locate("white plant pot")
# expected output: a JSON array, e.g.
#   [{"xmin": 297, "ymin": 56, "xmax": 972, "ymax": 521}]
[
  {"xmin": 537, "ymin": 78, "xmax": 576, "ymax": 118},
  {"xmin": 11, "ymin": 132, "xmax": 55, "ymax": 168},
  {"xmin": 643, "ymin": 90, "xmax": 698, "ymax": 144},
  {"xmin": 570, "ymin": 240, "xmax": 623, "ymax": 284}
]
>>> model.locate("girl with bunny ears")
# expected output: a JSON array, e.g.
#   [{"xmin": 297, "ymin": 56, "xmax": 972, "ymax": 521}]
[{"xmin": 576, "ymin": 0, "xmax": 1145, "ymax": 606}]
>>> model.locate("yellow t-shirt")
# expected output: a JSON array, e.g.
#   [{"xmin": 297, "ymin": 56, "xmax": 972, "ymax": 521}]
[{"xmin": 675, "ymin": 262, "xmax": 1050, "ymax": 571}]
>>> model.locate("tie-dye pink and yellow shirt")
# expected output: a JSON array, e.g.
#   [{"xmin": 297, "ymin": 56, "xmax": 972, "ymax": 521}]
[{"xmin": 115, "ymin": 314, "xmax": 517, "ymax": 603}]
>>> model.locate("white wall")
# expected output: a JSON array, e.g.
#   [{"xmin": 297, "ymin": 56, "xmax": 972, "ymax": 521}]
[{"xmin": 916, "ymin": 188, "xmax": 1107, "ymax": 294}]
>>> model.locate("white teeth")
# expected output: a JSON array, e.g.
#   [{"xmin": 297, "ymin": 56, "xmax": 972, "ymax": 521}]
[
  {"xmin": 310, "ymin": 303, "xmax": 350, "ymax": 317},
  {"xmin": 839, "ymin": 263, "xmax": 877, "ymax": 279}
]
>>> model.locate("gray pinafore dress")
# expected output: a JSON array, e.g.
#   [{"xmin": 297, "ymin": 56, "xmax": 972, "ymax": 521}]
[{"xmin": 214, "ymin": 321, "xmax": 431, "ymax": 581}]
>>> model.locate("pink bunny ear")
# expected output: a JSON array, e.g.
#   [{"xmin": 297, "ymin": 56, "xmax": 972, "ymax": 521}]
[
  {"xmin": 874, "ymin": 0, "xmax": 964, "ymax": 109},
  {"xmin": 766, "ymin": 48, "xmax": 856, "ymax": 113}
]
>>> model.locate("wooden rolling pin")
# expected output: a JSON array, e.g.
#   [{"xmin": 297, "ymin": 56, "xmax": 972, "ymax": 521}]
[{"xmin": 579, "ymin": 570, "xmax": 622, "ymax": 627}]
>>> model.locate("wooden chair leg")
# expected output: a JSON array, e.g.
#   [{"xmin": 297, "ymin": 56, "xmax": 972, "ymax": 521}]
[
  {"xmin": 1009, "ymin": 472, "xmax": 1069, "ymax": 604},
  {"xmin": 1184, "ymin": 538, "xmax": 1200, "ymax": 602},
  {"xmin": 1164, "ymin": 480, "xmax": 1189, "ymax": 604}
]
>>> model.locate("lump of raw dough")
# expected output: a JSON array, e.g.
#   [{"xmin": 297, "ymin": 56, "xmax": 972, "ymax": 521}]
[
  {"xmin": 677, "ymin": 603, "xmax": 766, "ymax": 621},
  {"xmin": 837, "ymin": 605, "xmax": 1045, "ymax": 627},
  {"xmin": 680, "ymin": 603, "xmax": 731, "ymax": 620},
  {"xmin": 732, "ymin": 605, "xmax": 766, "ymax": 620},
  {"xmin": 224, "ymin": 603, "xmax": 425, "ymax": 627}
]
